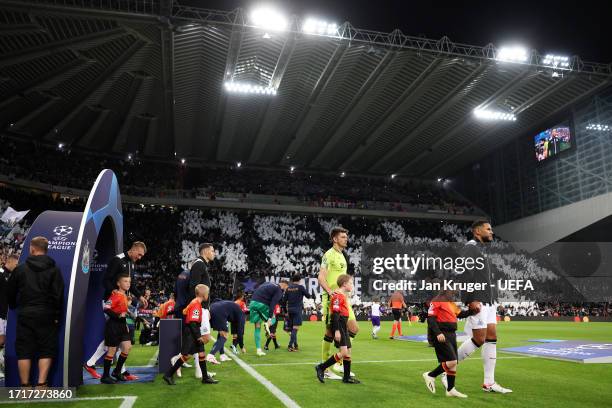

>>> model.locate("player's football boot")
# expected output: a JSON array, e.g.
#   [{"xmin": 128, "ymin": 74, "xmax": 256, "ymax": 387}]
[
  {"xmin": 111, "ymin": 371, "xmax": 127, "ymax": 382},
  {"xmin": 219, "ymin": 354, "xmax": 232, "ymax": 362},
  {"xmin": 123, "ymin": 371, "xmax": 139, "ymax": 381},
  {"xmin": 446, "ymin": 388, "xmax": 468, "ymax": 398},
  {"xmin": 342, "ymin": 377, "xmax": 361, "ymax": 384},
  {"xmin": 323, "ymin": 370, "xmax": 342, "ymax": 380},
  {"xmin": 100, "ymin": 376, "xmax": 116, "ymax": 385},
  {"xmin": 170, "ymin": 356, "xmax": 182, "ymax": 377},
  {"xmin": 315, "ymin": 365, "xmax": 325, "ymax": 383},
  {"xmin": 162, "ymin": 374, "xmax": 176, "ymax": 385},
  {"xmin": 206, "ymin": 354, "xmax": 221, "ymax": 365},
  {"xmin": 202, "ymin": 375, "xmax": 219, "ymax": 384},
  {"xmin": 256, "ymin": 349, "xmax": 266, "ymax": 356},
  {"xmin": 83, "ymin": 364, "xmax": 101, "ymax": 379},
  {"xmin": 422, "ymin": 372, "xmax": 436, "ymax": 394},
  {"xmin": 483, "ymin": 383, "xmax": 512, "ymax": 393},
  {"xmin": 331, "ymin": 361, "xmax": 355, "ymax": 377}
]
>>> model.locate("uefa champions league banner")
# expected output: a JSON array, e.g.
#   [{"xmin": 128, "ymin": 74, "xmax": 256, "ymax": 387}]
[
  {"xmin": 4, "ymin": 170, "xmax": 123, "ymax": 388},
  {"xmin": 5, "ymin": 211, "xmax": 82, "ymax": 387}
]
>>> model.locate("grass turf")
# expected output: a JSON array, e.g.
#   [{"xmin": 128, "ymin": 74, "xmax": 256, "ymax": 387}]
[{"xmin": 2, "ymin": 321, "xmax": 611, "ymax": 407}]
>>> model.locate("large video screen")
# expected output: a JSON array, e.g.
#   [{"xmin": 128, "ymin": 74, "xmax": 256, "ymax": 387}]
[{"xmin": 534, "ymin": 123, "xmax": 572, "ymax": 162}]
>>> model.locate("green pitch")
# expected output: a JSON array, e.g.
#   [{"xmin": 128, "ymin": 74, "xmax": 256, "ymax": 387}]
[{"xmin": 3, "ymin": 321, "xmax": 611, "ymax": 407}]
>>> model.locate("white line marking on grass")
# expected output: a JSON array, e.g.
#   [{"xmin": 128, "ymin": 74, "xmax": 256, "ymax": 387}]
[
  {"xmin": 226, "ymin": 349, "xmax": 301, "ymax": 408},
  {"xmin": 147, "ymin": 348, "xmax": 160, "ymax": 367},
  {"xmin": 250, "ymin": 356, "xmax": 533, "ymax": 367},
  {"xmin": 0, "ymin": 396, "xmax": 138, "ymax": 407},
  {"xmin": 209, "ymin": 334, "xmax": 299, "ymax": 408}
]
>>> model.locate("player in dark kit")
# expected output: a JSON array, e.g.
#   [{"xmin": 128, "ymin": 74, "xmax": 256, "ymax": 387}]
[
  {"xmin": 422, "ymin": 290, "xmax": 475, "ymax": 398},
  {"xmin": 100, "ymin": 274, "xmax": 133, "ymax": 384},
  {"xmin": 164, "ymin": 284, "xmax": 218, "ymax": 385},
  {"xmin": 315, "ymin": 274, "xmax": 360, "ymax": 384},
  {"xmin": 282, "ymin": 274, "xmax": 310, "ymax": 351},
  {"xmin": 206, "ymin": 300, "xmax": 246, "ymax": 363}
]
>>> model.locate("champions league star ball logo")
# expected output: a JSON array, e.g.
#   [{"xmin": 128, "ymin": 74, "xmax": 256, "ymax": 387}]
[
  {"xmin": 53, "ymin": 225, "xmax": 73, "ymax": 237},
  {"xmin": 81, "ymin": 240, "xmax": 90, "ymax": 274}
]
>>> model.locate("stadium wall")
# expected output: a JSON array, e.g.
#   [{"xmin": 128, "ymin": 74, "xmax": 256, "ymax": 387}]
[
  {"xmin": 494, "ymin": 190, "xmax": 612, "ymax": 252},
  {"xmin": 452, "ymin": 92, "xmax": 612, "ymax": 225}
]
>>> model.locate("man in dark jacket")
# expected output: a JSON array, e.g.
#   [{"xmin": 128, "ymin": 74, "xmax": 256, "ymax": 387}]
[
  {"xmin": 189, "ymin": 243, "xmax": 215, "ymax": 305},
  {"xmin": 7, "ymin": 237, "xmax": 64, "ymax": 387}
]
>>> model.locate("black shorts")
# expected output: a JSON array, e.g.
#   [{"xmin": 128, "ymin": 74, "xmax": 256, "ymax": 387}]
[
  {"xmin": 288, "ymin": 309, "xmax": 302, "ymax": 327},
  {"xmin": 433, "ymin": 331, "xmax": 457, "ymax": 362},
  {"xmin": 392, "ymin": 308, "xmax": 402, "ymax": 320},
  {"xmin": 15, "ymin": 316, "xmax": 58, "ymax": 359},
  {"xmin": 181, "ymin": 326, "xmax": 205, "ymax": 355},
  {"xmin": 210, "ymin": 313, "xmax": 229, "ymax": 332},
  {"xmin": 105, "ymin": 319, "xmax": 131, "ymax": 347},
  {"xmin": 333, "ymin": 318, "xmax": 351, "ymax": 349}
]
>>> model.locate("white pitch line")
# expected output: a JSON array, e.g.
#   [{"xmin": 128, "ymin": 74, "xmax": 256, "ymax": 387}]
[
  {"xmin": 250, "ymin": 356, "xmax": 533, "ymax": 367},
  {"xmin": 0, "ymin": 395, "xmax": 138, "ymax": 407},
  {"xmin": 147, "ymin": 348, "xmax": 160, "ymax": 367},
  {"xmin": 210, "ymin": 335, "xmax": 299, "ymax": 408}
]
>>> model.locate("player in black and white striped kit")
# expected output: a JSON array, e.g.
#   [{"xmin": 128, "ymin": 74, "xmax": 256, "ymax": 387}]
[{"xmin": 443, "ymin": 220, "xmax": 512, "ymax": 394}]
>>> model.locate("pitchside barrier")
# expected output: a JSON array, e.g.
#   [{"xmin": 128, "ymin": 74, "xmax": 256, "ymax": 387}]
[{"xmin": 4, "ymin": 170, "xmax": 123, "ymax": 387}]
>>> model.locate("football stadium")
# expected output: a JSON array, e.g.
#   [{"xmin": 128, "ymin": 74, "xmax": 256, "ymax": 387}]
[{"xmin": 0, "ymin": 1, "xmax": 611, "ymax": 407}]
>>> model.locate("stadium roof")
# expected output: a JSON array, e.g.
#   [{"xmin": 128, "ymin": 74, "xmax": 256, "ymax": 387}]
[{"xmin": 1, "ymin": 1, "xmax": 611, "ymax": 179}]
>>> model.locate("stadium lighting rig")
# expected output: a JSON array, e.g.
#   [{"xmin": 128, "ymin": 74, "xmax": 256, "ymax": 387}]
[
  {"xmin": 302, "ymin": 18, "xmax": 338, "ymax": 36},
  {"xmin": 586, "ymin": 123, "xmax": 611, "ymax": 131},
  {"xmin": 473, "ymin": 108, "xmax": 517, "ymax": 121},
  {"xmin": 542, "ymin": 54, "xmax": 571, "ymax": 69},
  {"xmin": 250, "ymin": 6, "xmax": 288, "ymax": 32},
  {"xmin": 224, "ymin": 81, "xmax": 277, "ymax": 95},
  {"xmin": 496, "ymin": 45, "xmax": 529, "ymax": 63}
]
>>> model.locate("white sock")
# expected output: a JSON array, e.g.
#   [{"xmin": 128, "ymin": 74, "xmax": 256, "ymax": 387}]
[
  {"xmin": 195, "ymin": 356, "xmax": 202, "ymax": 377},
  {"xmin": 373, "ymin": 325, "xmax": 381, "ymax": 335},
  {"xmin": 482, "ymin": 341, "xmax": 497, "ymax": 385},
  {"xmin": 87, "ymin": 340, "xmax": 107, "ymax": 367},
  {"xmin": 458, "ymin": 338, "xmax": 480, "ymax": 361}
]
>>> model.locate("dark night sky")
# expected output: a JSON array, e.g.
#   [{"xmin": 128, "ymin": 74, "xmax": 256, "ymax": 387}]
[{"xmin": 181, "ymin": 0, "xmax": 612, "ymax": 63}]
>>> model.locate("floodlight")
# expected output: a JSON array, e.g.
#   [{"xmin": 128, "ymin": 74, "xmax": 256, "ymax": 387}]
[
  {"xmin": 250, "ymin": 6, "xmax": 288, "ymax": 31},
  {"xmin": 474, "ymin": 108, "xmax": 517, "ymax": 121},
  {"xmin": 496, "ymin": 46, "xmax": 529, "ymax": 63}
]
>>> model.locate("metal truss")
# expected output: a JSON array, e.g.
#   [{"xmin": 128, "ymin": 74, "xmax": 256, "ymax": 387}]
[{"xmin": 5, "ymin": 0, "xmax": 611, "ymax": 77}]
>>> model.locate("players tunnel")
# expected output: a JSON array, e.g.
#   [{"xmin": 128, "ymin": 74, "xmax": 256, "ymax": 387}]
[{"xmin": 4, "ymin": 170, "xmax": 124, "ymax": 387}]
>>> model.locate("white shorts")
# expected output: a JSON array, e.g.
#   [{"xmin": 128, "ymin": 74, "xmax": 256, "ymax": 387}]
[
  {"xmin": 200, "ymin": 309, "xmax": 211, "ymax": 336},
  {"xmin": 0, "ymin": 318, "xmax": 6, "ymax": 336},
  {"xmin": 464, "ymin": 303, "xmax": 497, "ymax": 335}
]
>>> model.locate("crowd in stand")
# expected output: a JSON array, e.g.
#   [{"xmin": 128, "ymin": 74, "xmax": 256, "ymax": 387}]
[
  {"xmin": 499, "ymin": 303, "xmax": 611, "ymax": 317},
  {"xmin": 0, "ymin": 136, "xmax": 477, "ymax": 214},
  {"xmin": 0, "ymin": 184, "xmax": 609, "ymax": 317}
]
